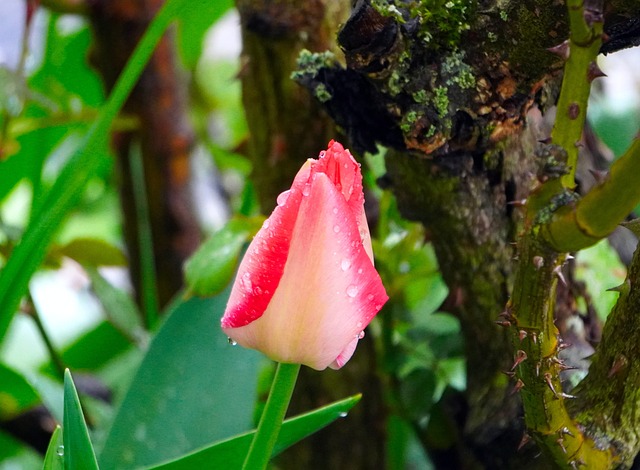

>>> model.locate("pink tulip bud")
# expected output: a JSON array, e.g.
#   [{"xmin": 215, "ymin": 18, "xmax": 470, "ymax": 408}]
[{"xmin": 221, "ymin": 141, "xmax": 388, "ymax": 370}]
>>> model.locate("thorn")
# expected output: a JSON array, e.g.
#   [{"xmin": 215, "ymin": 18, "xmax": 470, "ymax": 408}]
[
  {"xmin": 589, "ymin": 169, "xmax": 608, "ymax": 184},
  {"xmin": 507, "ymin": 199, "xmax": 527, "ymax": 207},
  {"xmin": 544, "ymin": 372, "xmax": 559, "ymax": 398},
  {"xmin": 511, "ymin": 379, "xmax": 525, "ymax": 395},
  {"xmin": 558, "ymin": 339, "xmax": 570, "ymax": 351},
  {"xmin": 519, "ymin": 330, "xmax": 528, "ymax": 341},
  {"xmin": 536, "ymin": 362, "xmax": 541, "ymax": 376},
  {"xmin": 608, "ymin": 354, "xmax": 629, "ymax": 377},
  {"xmin": 531, "ymin": 332, "xmax": 538, "ymax": 344},
  {"xmin": 533, "ymin": 256, "xmax": 544, "ymax": 269},
  {"xmin": 498, "ymin": 308, "xmax": 514, "ymax": 321},
  {"xmin": 511, "ymin": 350, "xmax": 528, "ymax": 370},
  {"xmin": 495, "ymin": 320, "xmax": 512, "ymax": 328},
  {"xmin": 547, "ymin": 40, "xmax": 570, "ymax": 60},
  {"xmin": 560, "ymin": 392, "xmax": 576, "ymax": 399},
  {"xmin": 587, "ymin": 61, "xmax": 607, "ymax": 82},
  {"xmin": 553, "ymin": 265, "xmax": 567, "ymax": 286},
  {"xmin": 607, "ymin": 282, "xmax": 627, "ymax": 293},
  {"xmin": 502, "ymin": 370, "xmax": 516, "ymax": 378},
  {"xmin": 538, "ymin": 136, "xmax": 552, "ymax": 144},
  {"xmin": 559, "ymin": 426, "xmax": 574, "ymax": 438},
  {"xmin": 574, "ymin": 140, "xmax": 584, "ymax": 148},
  {"xmin": 601, "ymin": 32, "xmax": 610, "ymax": 43},
  {"xmin": 557, "ymin": 437, "xmax": 567, "ymax": 454},
  {"xmin": 517, "ymin": 433, "xmax": 531, "ymax": 451},
  {"xmin": 565, "ymin": 254, "xmax": 575, "ymax": 261},
  {"xmin": 513, "ymin": 255, "xmax": 520, "ymax": 261}
]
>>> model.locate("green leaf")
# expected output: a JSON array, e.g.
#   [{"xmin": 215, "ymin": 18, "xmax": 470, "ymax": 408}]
[
  {"xmin": 176, "ymin": 0, "xmax": 234, "ymax": 68},
  {"xmin": 43, "ymin": 425, "xmax": 64, "ymax": 470},
  {"xmin": 146, "ymin": 394, "xmax": 361, "ymax": 470},
  {"xmin": 0, "ymin": 363, "xmax": 40, "ymax": 420},
  {"xmin": 98, "ymin": 294, "xmax": 264, "ymax": 469},
  {"xmin": 63, "ymin": 370, "xmax": 99, "ymax": 470},
  {"xmin": 184, "ymin": 218, "xmax": 260, "ymax": 297},
  {"xmin": 86, "ymin": 268, "xmax": 146, "ymax": 345},
  {"xmin": 52, "ymin": 238, "xmax": 127, "ymax": 267}
]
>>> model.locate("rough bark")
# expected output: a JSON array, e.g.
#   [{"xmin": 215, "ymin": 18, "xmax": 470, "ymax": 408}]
[
  {"xmin": 88, "ymin": 0, "xmax": 200, "ymax": 310},
  {"xmin": 293, "ymin": 0, "xmax": 639, "ymax": 467}
]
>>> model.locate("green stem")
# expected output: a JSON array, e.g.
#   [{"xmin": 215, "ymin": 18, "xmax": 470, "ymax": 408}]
[
  {"xmin": 27, "ymin": 292, "xmax": 66, "ymax": 378},
  {"xmin": 242, "ymin": 362, "xmax": 301, "ymax": 470}
]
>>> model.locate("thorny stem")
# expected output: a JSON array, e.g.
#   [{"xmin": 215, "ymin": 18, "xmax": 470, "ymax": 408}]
[{"xmin": 551, "ymin": 0, "xmax": 603, "ymax": 189}]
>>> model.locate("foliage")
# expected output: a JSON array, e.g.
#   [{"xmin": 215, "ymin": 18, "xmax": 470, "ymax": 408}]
[{"xmin": 0, "ymin": 0, "xmax": 637, "ymax": 469}]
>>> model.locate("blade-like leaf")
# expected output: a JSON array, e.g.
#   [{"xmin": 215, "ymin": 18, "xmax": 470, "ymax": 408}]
[
  {"xmin": 53, "ymin": 238, "xmax": 127, "ymax": 267},
  {"xmin": 42, "ymin": 425, "xmax": 64, "ymax": 470},
  {"xmin": 63, "ymin": 370, "xmax": 99, "ymax": 470},
  {"xmin": 98, "ymin": 294, "xmax": 264, "ymax": 469},
  {"xmin": 0, "ymin": 0, "xmax": 191, "ymax": 343},
  {"xmin": 147, "ymin": 394, "xmax": 361, "ymax": 470}
]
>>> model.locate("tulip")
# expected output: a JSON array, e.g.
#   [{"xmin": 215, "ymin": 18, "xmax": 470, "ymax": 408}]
[{"xmin": 221, "ymin": 140, "xmax": 388, "ymax": 370}]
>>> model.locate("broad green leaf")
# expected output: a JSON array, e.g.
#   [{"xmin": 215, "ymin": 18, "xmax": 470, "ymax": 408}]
[
  {"xmin": 63, "ymin": 370, "xmax": 99, "ymax": 470},
  {"xmin": 0, "ymin": 0, "xmax": 192, "ymax": 343},
  {"xmin": 184, "ymin": 218, "xmax": 260, "ymax": 297},
  {"xmin": 176, "ymin": 0, "xmax": 234, "ymax": 68},
  {"xmin": 43, "ymin": 425, "xmax": 64, "ymax": 470},
  {"xmin": 98, "ymin": 294, "xmax": 264, "ymax": 469},
  {"xmin": 146, "ymin": 394, "xmax": 361, "ymax": 470},
  {"xmin": 0, "ymin": 363, "xmax": 40, "ymax": 420},
  {"xmin": 86, "ymin": 268, "xmax": 146, "ymax": 345},
  {"xmin": 53, "ymin": 238, "xmax": 127, "ymax": 267},
  {"xmin": 39, "ymin": 322, "xmax": 133, "ymax": 380}
]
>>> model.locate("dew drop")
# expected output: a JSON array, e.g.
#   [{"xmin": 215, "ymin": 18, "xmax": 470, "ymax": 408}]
[
  {"xmin": 333, "ymin": 225, "xmax": 341, "ymax": 233},
  {"xmin": 254, "ymin": 286, "xmax": 263, "ymax": 295},
  {"xmin": 56, "ymin": 445, "xmax": 64, "ymax": 457},
  {"xmin": 356, "ymin": 321, "xmax": 363, "ymax": 328},
  {"xmin": 374, "ymin": 304, "xmax": 382, "ymax": 310},
  {"xmin": 346, "ymin": 285, "xmax": 358, "ymax": 297},
  {"xmin": 341, "ymin": 259, "xmax": 351, "ymax": 271},
  {"xmin": 262, "ymin": 219, "xmax": 270, "ymax": 229},
  {"xmin": 332, "ymin": 207, "xmax": 339, "ymax": 214},
  {"xmin": 358, "ymin": 268, "xmax": 363, "ymax": 274},
  {"xmin": 344, "ymin": 163, "xmax": 349, "ymax": 169},
  {"xmin": 302, "ymin": 184, "xmax": 311, "ymax": 196},
  {"xmin": 276, "ymin": 190, "xmax": 291, "ymax": 206},
  {"xmin": 241, "ymin": 272, "xmax": 253, "ymax": 293},
  {"xmin": 367, "ymin": 293, "xmax": 374, "ymax": 301},
  {"xmin": 319, "ymin": 151, "xmax": 326, "ymax": 158},
  {"xmin": 228, "ymin": 337, "xmax": 237, "ymax": 346},
  {"xmin": 358, "ymin": 331, "xmax": 365, "ymax": 339},
  {"xmin": 339, "ymin": 411, "xmax": 348, "ymax": 418}
]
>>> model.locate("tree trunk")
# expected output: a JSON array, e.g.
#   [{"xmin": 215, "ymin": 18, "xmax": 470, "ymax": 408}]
[{"xmin": 88, "ymin": 0, "xmax": 200, "ymax": 312}]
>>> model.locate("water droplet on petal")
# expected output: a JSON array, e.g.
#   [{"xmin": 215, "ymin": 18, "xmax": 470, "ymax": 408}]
[
  {"xmin": 344, "ymin": 163, "xmax": 349, "ymax": 169},
  {"xmin": 254, "ymin": 286, "xmax": 263, "ymax": 295},
  {"xmin": 319, "ymin": 151, "xmax": 326, "ymax": 158},
  {"xmin": 358, "ymin": 331, "xmax": 365, "ymax": 339},
  {"xmin": 333, "ymin": 225, "xmax": 341, "ymax": 233},
  {"xmin": 241, "ymin": 273, "xmax": 252, "ymax": 293},
  {"xmin": 358, "ymin": 268, "xmax": 363, "ymax": 274},
  {"xmin": 356, "ymin": 321, "xmax": 363, "ymax": 328},
  {"xmin": 367, "ymin": 294, "xmax": 374, "ymax": 301},
  {"xmin": 228, "ymin": 337, "xmax": 237, "ymax": 346},
  {"xmin": 277, "ymin": 190, "xmax": 291, "ymax": 206},
  {"xmin": 332, "ymin": 207, "xmax": 338, "ymax": 214},
  {"xmin": 302, "ymin": 184, "xmax": 311, "ymax": 196},
  {"xmin": 262, "ymin": 219, "xmax": 270, "ymax": 229},
  {"xmin": 346, "ymin": 285, "xmax": 358, "ymax": 297},
  {"xmin": 341, "ymin": 259, "xmax": 351, "ymax": 271},
  {"xmin": 56, "ymin": 445, "xmax": 64, "ymax": 457}
]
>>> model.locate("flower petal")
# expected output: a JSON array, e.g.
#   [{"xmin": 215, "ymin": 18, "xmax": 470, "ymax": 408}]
[
  {"xmin": 221, "ymin": 161, "xmax": 312, "ymax": 328},
  {"xmin": 223, "ymin": 172, "xmax": 388, "ymax": 370}
]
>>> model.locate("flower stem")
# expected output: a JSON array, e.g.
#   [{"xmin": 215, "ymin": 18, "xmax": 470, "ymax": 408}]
[{"xmin": 242, "ymin": 362, "xmax": 301, "ymax": 470}]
